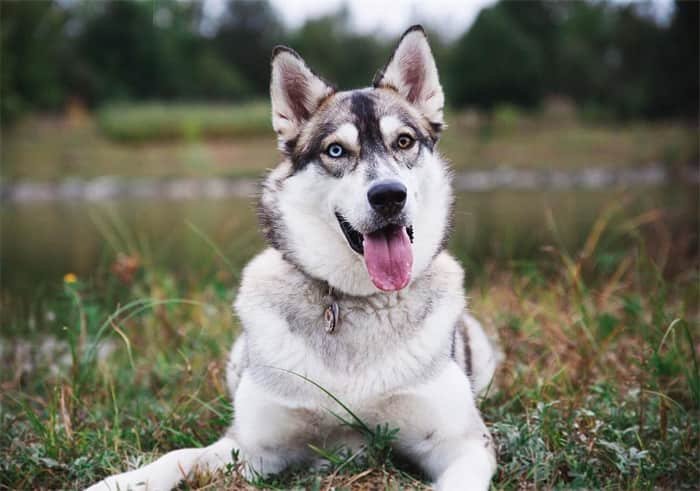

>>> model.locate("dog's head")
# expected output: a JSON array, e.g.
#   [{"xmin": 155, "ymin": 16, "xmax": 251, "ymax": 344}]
[{"xmin": 259, "ymin": 25, "xmax": 453, "ymax": 296}]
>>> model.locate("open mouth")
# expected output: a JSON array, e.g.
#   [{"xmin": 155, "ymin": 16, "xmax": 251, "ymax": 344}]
[
  {"xmin": 335, "ymin": 213, "xmax": 414, "ymax": 255},
  {"xmin": 336, "ymin": 213, "xmax": 365, "ymax": 255},
  {"xmin": 335, "ymin": 213, "xmax": 414, "ymax": 291}
]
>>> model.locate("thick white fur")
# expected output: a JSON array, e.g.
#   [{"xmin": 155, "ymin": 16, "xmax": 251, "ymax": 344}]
[
  {"xmin": 87, "ymin": 252, "xmax": 496, "ymax": 491},
  {"xmin": 87, "ymin": 26, "xmax": 497, "ymax": 491},
  {"xmin": 273, "ymin": 142, "xmax": 452, "ymax": 296}
]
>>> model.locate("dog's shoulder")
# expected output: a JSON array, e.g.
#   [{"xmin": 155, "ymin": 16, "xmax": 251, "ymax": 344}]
[
  {"xmin": 234, "ymin": 248, "xmax": 314, "ymax": 321},
  {"xmin": 236, "ymin": 248, "xmax": 302, "ymax": 303},
  {"xmin": 240, "ymin": 248, "xmax": 297, "ymax": 286}
]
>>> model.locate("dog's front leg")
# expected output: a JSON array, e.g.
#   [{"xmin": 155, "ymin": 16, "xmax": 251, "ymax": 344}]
[
  {"xmin": 231, "ymin": 372, "xmax": 318, "ymax": 479},
  {"xmin": 427, "ymin": 438, "xmax": 496, "ymax": 491},
  {"xmin": 85, "ymin": 436, "xmax": 239, "ymax": 491},
  {"xmin": 384, "ymin": 363, "xmax": 496, "ymax": 491}
]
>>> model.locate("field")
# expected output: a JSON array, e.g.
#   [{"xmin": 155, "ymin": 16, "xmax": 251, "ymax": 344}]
[
  {"xmin": 1, "ymin": 105, "xmax": 698, "ymax": 489},
  {"xmin": 2, "ymin": 104, "xmax": 697, "ymax": 181},
  {"xmin": 1, "ymin": 194, "xmax": 698, "ymax": 489}
]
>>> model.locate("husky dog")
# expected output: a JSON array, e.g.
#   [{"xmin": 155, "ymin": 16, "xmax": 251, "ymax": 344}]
[{"xmin": 88, "ymin": 25, "xmax": 499, "ymax": 491}]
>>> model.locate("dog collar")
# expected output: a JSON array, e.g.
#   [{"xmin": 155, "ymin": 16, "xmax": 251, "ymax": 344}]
[{"xmin": 323, "ymin": 286, "xmax": 340, "ymax": 333}]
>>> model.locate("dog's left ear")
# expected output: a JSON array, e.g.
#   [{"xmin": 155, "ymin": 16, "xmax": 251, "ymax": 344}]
[
  {"xmin": 270, "ymin": 46, "xmax": 335, "ymax": 143},
  {"xmin": 373, "ymin": 25, "xmax": 444, "ymax": 127}
]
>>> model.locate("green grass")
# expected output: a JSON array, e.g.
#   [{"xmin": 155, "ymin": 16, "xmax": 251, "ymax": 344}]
[
  {"xmin": 97, "ymin": 102, "xmax": 272, "ymax": 142},
  {"xmin": 440, "ymin": 111, "xmax": 697, "ymax": 171},
  {"xmin": 1, "ymin": 106, "xmax": 696, "ymax": 181},
  {"xmin": 0, "ymin": 115, "xmax": 279, "ymax": 181},
  {"xmin": 1, "ymin": 201, "xmax": 697, "ymax": 489}
]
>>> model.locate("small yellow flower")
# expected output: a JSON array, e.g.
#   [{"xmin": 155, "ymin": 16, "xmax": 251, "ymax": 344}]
[{"xmin": 63, "ymin": 273, "xmax": 78, "ymax": 284}]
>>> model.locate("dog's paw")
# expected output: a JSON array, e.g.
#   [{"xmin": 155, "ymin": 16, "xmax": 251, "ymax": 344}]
[
  {"xmin": 84, "ymin": 470, "xmax": 170, "ymax": 491},
  {"xmin": 85, "ymin": 474, "xmax": 148, "ymax": 491},
  {"xmin": 434, "ymin": 461, "xmax": 494, "ymax": 491},
  {"xmin": 435, "ymin": 472, "xmax": 493, "ymax": 491}
]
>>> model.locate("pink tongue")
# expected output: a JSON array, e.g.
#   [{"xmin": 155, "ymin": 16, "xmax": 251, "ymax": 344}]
[{"xmin": 363, "ymin": 226, "xmax": 413, "ymax": 291}]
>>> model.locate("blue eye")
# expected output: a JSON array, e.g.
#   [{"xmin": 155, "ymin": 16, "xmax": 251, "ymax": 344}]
[{"xmin": 327, "ymin": 143, "xmax": 344, "ymax": 158}]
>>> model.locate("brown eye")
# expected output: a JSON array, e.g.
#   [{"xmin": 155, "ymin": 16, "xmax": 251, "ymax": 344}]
[{"xmin": 396, "ymin": 134, "xmax": 415, "ymax": 150}]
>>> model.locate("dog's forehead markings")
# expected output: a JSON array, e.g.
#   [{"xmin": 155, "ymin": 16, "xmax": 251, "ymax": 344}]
[
  {"xmin": 350, "ymin": 91, "xmax": 377, "ymax": 121},
  {"xmin": 332, "ymin": 123, "xmax": 359, "ymax": 144},
  {"xmin": 349, "ymin": 91, "xmax": 386, "ymax": 156},
  {"xmin": 379, "ymin": 115, "xmax": 403, "ymax": 136}
]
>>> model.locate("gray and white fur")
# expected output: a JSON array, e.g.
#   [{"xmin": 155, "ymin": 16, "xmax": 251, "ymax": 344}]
[{"xmin": 87, "ymin": 25, "xmax": 499, "ymax": 491}]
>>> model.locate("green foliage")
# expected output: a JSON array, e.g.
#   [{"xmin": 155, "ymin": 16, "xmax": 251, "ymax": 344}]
[
  {"xmin": 0, "ymin": 1, "xmax": 72, "ymax": 122},
  {"xmin": 286, "ymin": 9, "xmax": 389, "ymax": 91},
  {"xmin": 447, "ymin": 0, "xmax": 698, "ymax": 119},
  {"xmin": 2, "ymin": 0, "xmax": 697, "ymax": 125},
  {"xmin": 490, "ymin": 384, "xmax": 699, "ymax": 488},
  {"xmin": 651, "ymin": 0, "xmax": 700, "ymax": 119},
  {"xmin": 72, "ymin": 0, "xmax": 252, "ymax": 103},
  {"xmin": 448, "ymin": 4, "xmax": 545, "ymax": 109},
  {"xmin": 210, "ymin": 0, "xmax": 285, "ymax": 95}
]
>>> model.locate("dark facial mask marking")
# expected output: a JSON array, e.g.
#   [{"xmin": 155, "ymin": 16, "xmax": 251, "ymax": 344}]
[
  {"xmin": 350, "ymin": 92, "xmax": 389, "ymax": 162},
  {"xmin": 288, "ymin": 91, "xmax": 436, "ymax": 177}
]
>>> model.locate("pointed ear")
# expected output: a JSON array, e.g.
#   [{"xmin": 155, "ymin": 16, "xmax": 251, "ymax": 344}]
[
  {"xmin": 270, "ymin": 46, "xmax": 335, "ymax": 143},
  {"xmin": 373, "ymin": 26, "xmax": 444, "ymax": 126}
]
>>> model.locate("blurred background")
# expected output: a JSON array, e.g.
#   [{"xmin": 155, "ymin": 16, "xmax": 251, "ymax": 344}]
[
  {"xmin": 1, "ymin": 2, "xmax": 699, "ymax": 487},
  {"xmin": 1, "ymin": 0, "xmax": 698, "ymax": 315}
]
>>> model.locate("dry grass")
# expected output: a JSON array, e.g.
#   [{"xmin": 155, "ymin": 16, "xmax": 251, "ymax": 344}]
[{"xmin": 1, "ymin": 195, "xmax": 698, "ymax": 489}]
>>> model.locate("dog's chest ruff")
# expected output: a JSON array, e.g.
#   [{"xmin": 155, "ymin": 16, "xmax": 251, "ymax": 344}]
[{"xmin": 234, "ymin": 248, "xmax": 466, "ymax": 402}]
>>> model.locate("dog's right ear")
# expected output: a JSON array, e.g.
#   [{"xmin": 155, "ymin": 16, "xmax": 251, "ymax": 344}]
[{"xmin": 270, "ymin": 46, "xmax": 335, "ymax": 143}]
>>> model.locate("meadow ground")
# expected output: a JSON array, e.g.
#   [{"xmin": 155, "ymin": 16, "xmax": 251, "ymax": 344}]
[
  {"xmin": 1, "ymin": 196, "xmax": 697, "ymax": 490},
  {"xmin": 2, "ymin": 103, "xmax": 697, "ymax": 181},
  {"xmin": 1, "ymin": 106, "xmax": 698, "ymax": 489}
]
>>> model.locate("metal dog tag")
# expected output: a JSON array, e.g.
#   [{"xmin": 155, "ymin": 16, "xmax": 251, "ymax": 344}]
[{"xmin": 324, "ymin": 302, "xmax": 339, "ymax": 333}]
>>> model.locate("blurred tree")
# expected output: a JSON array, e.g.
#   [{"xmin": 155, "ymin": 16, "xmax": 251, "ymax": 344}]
[
  {"xmin": 611, "ymin": 3, "xmax": 666, "ymax": 118},
  {"xmin": 1, "ymin": 0, "xmax": 72, "ymax": 122},
  {"xmin": 500, "ymin": 0, "xmax": 559, "ymax": 66},
  {"xmin": 553, "ymin": 1, "xmax": 617, "ymax": 109},
  {"xmin": 73, "ymin": 0, "xmax": 249, "ymax": 103},
  {"xmin": 1, "ymin": 0, "xmax": 696, "ymax": 123},
  {"xmin": 552, "ymin": 1, "xmax": 668, "ymax": 119},
  {"xmin": 287, "ymin": 9, "xmax": 388, "ymax": 89},
  {"xmin": 446, "ymin": 0, "xmax": 698, "ymax": 121},
  {"xmin": 75, "ymin": 1, "xmax": 165, "ymax": 101},
  {"xmin": 650, "ymin": 0, "xmax": 699, "ymax": 119},
  {"xmin": 212, "ymin": 0, "xmax": 285, "ymax": 95},
  {"xmin": 448, "ymin": 3, "xmax": 545, "ymax": 109}
]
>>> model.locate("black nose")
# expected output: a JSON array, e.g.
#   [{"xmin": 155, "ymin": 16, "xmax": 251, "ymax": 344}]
[{"xmin": 367, "ymin": 181, "xmax": 407, "ymax": 216}]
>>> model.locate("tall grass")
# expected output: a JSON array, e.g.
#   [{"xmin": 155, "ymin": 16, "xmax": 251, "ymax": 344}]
[{"xmin": 0, "ymin": 202, "xmax": 697, "ymax": 489}]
